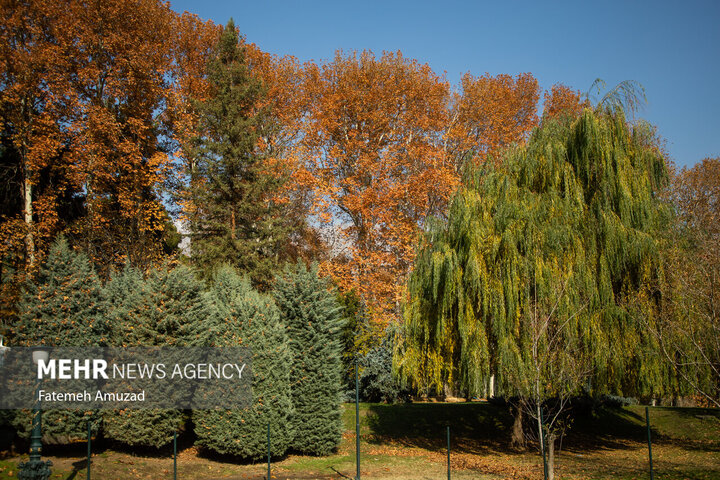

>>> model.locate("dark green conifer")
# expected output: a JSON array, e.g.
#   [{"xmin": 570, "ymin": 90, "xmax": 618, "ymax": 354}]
[
  {"xmin": 102, "ymin": 265, "xmax": 208, "ymax": 448},
  {"xmin": 274, "ymin": 262, "xmax": 343, "ymax": 455},
  {"xmin": 185, "ymin": 19, "xmax": 289, "ymax": 289},
  {"xmin": 193, "ymin": 265, "xmax": 293, "ymax": 459},
  {"xmin": 12, "ymin": 237, "xmax": 107, "ymax": 443}
]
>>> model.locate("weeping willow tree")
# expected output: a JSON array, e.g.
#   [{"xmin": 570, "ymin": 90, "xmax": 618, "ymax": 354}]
[{"xmin": 396, "ymin": 108, "xmax": 673, "ymax": 467}]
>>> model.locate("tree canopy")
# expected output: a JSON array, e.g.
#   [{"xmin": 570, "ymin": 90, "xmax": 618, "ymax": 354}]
[{"xmin": 396, "ymin": 108, "xmax": 673, "ymax": 400}]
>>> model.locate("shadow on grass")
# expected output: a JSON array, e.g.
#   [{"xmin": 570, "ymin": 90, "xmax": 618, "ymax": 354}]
[
  {"xmin": 64, "ymin": 458, "xmax": 87, "ymax": 480},
  {"xmin": 365, "ymin": 401, "xmax": 720, "ymax": 455},
  {"xmin": 365, "ymin": 402, "xmax": 511, "ymax": 455}
]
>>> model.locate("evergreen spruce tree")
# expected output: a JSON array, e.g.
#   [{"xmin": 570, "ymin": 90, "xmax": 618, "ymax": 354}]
[
  {"xmin": 130, "ymin": 264, "xmax": 211, "ymax": 346},
  {"xmin": 273, "ymin": 262, "xmax": 343, "ymax": 455},
  {"xmin": 12, "ymin": 237, "xmax": 107, "ymax": 443},
  {"xmin": 193, "ymin": 265, "xmax": 293, "ymax": 459},
  {"xmin": 101, "ymin": 265, "xmax": 209, "ymax": 448},
  {"xmin": 186, "ymin": 19, "xmax": 289, "ymax": 289},
  {"xmin": 103, "ymin": 264, "xmax": 147, "ymax": 346},
  {"xmin": 14, "ymin": 236, "xmax": 108, "ymax": 346}
]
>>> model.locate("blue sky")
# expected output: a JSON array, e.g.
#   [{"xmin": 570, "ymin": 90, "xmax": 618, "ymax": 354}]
[{"xmin": 170, "ymin": 0, "xmax": 719, "ymax": 168}]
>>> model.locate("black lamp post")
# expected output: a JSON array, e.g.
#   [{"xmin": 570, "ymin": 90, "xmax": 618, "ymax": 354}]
[{"xmin": 18, "ymin": 346, "xmax": 53, "ymax": 480}]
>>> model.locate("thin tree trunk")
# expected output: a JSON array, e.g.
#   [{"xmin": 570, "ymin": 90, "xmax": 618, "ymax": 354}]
[
  {"xmin": 536, "ymin": 401, "xmax": 545, "ymax": 463},
  {"xmin": 547, "ymin": 431, "xmax": 556, "ymax": 480},
  {"xmin": 23, "ymin": 171, "xmax": 35, "ymax": 266}
]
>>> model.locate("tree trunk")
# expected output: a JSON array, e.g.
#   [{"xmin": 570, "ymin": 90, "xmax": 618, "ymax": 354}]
[
  {"xmin": 547, "ymin": 431, "xmax": 556, "ymax": 480},
  {"xmin": 536, "ymin": 401, "xmax": 545, "ymax": 467},
  {"xmin": 510, "ymin": 404, "xmax": 526, "ymax": 450},
  {"xmin": 23, "ymin": 171, "xmax": 35, "ymax": 266},
  {"xmin": 442, "ymin": 381, "xmax": 452, "ymax": 400}
]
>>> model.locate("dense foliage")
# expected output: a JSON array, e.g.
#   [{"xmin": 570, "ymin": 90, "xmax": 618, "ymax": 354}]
[
  {"xmin": 357, "ymin": 326, "xmax": 409, "ymax": 403},
  {"xmin": 193, "ymin": 266, "xmax": 294, "ymax": 458},
  {"xmin": 2, "ymin": 0, "xmax": 715, "ymax": 466},
  {"xmin": 101, "ymin": 265, "xmax": 207, "ymax": 448},
  {"xmin": 397, "ymin": 108, "xmax": 675, "ymax": 479},
  {"xmin": 657, "ymin": 158, "xmax": 720, "ymax": 406},
  {"xmin": 183, "ymin": 21, "xmax": 289, "ymax": 288},
  {"xmin": 12, "ymin": 237, "xmax": 106, "ymax": 443},
  {"xmin": 273, "ymin": 262, "xmax": 343, "ymax": 455},
  {"xmin": 398, "ymin": 109, "xmax": 672, "ymax": 399},
  {"xmin": 0, "ymin": 0, "xmax": 580, "ymax": 332},
  {"xmin": 14, "ymin": 237, "xmax": 107, "ymax": 347}
]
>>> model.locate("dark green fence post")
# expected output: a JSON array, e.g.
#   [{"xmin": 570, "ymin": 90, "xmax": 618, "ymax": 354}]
[
  {"xmin": 86, "ymin": 420, "xmax": 91, "ymax": 480},
  {"xmin": 355, "ymin": 358, "xmax": 361, "ymax": 480},
  {"xmin": 267, "ymin": 422, "xmax": 271, "ymax": 480},
  {"xmin": 446, "ymin": 425, "xmax": 451, "ymax": 480},
  {"xmin": 173, "ymin": 431, "xmax": 177, "ymax": 480},
  {"xmin": 646, "ymin": 406, "xmax": 654, "ymax": 480},
  {"xmin": 540, "ymin": 408, "xmax": 548, "ymax": 480}
]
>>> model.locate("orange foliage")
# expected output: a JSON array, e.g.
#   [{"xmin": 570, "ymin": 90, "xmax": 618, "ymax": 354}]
[
  {"xmin": 300, "ymin": 51, "xmax": 459, "ymax": 322},
  {"xmin": 59, "ymin": 0, "xmax": 184, "ymax": 270},
  {"xmin": 449, "ymin": 72, "xmax": 540, "ymax": 164},
  {"xmin": 3, "ymin": 2, "xmax": 581, "ymax": 331},
  {"xmin": 542, "ymin": 83, "xmax": 589, "ymax": 122},
  {"xmin": 0, "ymin": 0, "xmax": 75, "ymax": 266}
]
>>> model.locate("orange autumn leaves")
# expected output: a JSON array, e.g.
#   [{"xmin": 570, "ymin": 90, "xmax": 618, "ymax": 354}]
[
  {"xmin": 450, "ymin": 72, "xmax": 540, "ymax": 162},
  {"xmin": 293, "ymin": 54, "xmax": 555, "ymax": 323},
  {"xmin": 0, "ymin": 0, "xmax": 220, "ymax": 272},
  {"xmin": 300, "ymin": 51, "xmax": 457, "ymax": 320},
  {"xmin": 2, "ymin": 0, "xmax": 586, "ymax": 326}
]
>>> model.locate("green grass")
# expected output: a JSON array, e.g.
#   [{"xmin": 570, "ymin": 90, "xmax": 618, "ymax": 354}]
[{"xmin": 0, "ymin": 402, "xmax": 718, "ymax": 479}]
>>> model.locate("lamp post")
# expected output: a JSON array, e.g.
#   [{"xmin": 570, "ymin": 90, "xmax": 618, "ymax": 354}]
[{"xmin": 18, "ymin": 346, "xmax": 53, "ymax": 480}]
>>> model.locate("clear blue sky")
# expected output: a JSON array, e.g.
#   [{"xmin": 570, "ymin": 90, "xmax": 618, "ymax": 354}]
[{"xmin": 170, "ymin": 0, "xmax": 719, "ymax": 168}]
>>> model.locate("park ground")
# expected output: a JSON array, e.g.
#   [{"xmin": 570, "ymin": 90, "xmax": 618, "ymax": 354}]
[{"xmin": 0, "ymin": 402, "xmax": 718, "ymax": 480}]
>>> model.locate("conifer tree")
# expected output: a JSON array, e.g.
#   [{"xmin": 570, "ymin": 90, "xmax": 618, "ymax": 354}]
[
  {"xmin": 273, "ymin": 262, "xmax": 343, "ymax": 455},
  {"xmin": 14, "ymin": 237, "xmax": 107, "ymax": 346},
  {"xmin": 193, "ymin": 265, "xmax": 293, "ymax": 459},
  {"xmin": 101, "ymin": 264, "xmax": 208, "ymax": 448},
  {"xmin": 103, "ymin": 265, "xmax": 147, "ymax": 346},
  {"xmin": 129, "ymin": 264, "xmax": 211, "ymax": 346},
  {"xmin": 185, "ymin": 19, "xmax": 288, "ymax": 288},
  {"xmin": 12, "ymin": 237, "xmax": 107, "ymax": 443}
]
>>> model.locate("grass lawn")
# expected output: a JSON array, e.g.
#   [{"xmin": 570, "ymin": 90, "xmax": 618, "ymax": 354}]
[{"xmin": 0, "ymin": 402, "xmax": 717, "ymax": 479}]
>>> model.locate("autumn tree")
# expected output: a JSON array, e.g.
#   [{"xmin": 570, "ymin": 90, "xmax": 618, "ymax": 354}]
[
  {"xmin": 448, "ymin": 72, "xmax": 540, "ymax": 166},
  {"xmin": 0, "ymin": 0, "xmax": 73, "ymax": 269},
  {"xmin": 60, "ymin": 0, "xmax": 184, "ymax": 273},
  {"xmin": 397, "ymin": 109, "xmax": 673, "ymax": 478},
  {"xmin": 655, "ymin": 158, "xmax": 720, "ymax": 406},
  {"xmin": 183, "ymin": 20, "xmax": 290, "ymax": 288},
  {"xmin": 301, "ymin": 50, "xmax": 459, "ymax": 323},
  {"xmin": 542, "ymin": 83, "xmax": 588, "ymax": 122},
  {"xmin": 1, "ymin": 0, "xmax": 201, "ymax": 283}
]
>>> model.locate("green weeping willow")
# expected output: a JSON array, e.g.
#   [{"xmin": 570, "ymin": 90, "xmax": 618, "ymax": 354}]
[{"xmin": 396, "ymin": 108, "xmax": 673, "ymax": 399}]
